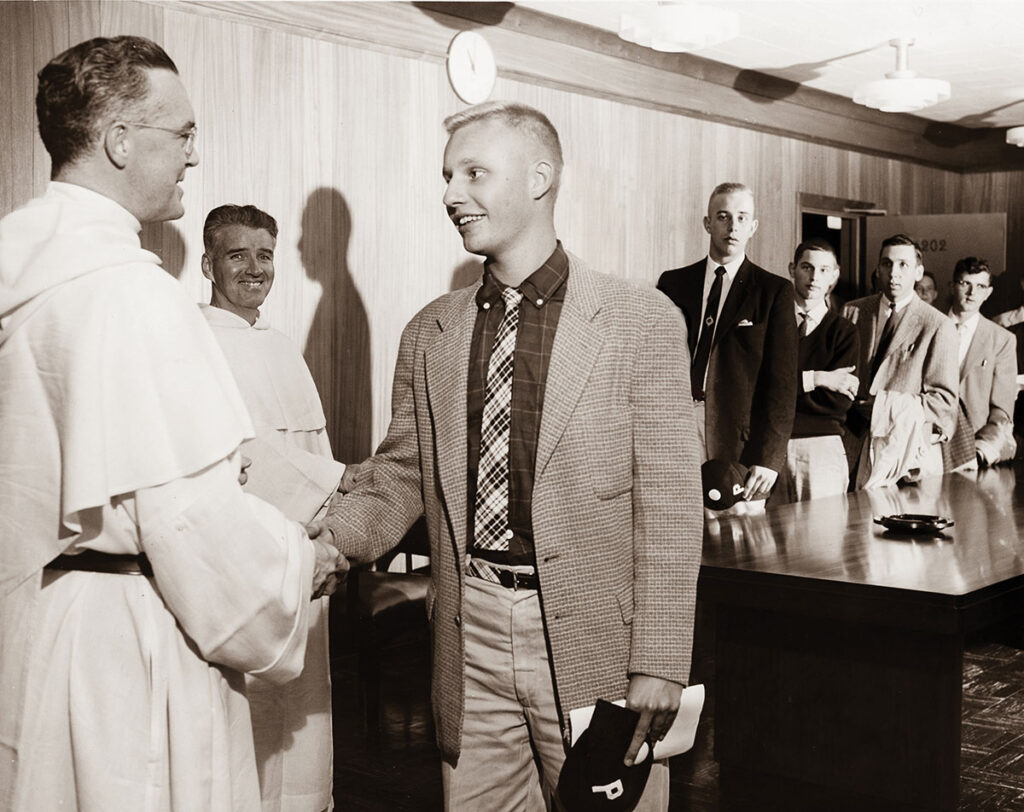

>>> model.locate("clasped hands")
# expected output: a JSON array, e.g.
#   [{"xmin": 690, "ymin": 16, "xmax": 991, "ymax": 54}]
[{"xmin": 306, "ymin": 520, "xmax": 347, "ymax": 600}]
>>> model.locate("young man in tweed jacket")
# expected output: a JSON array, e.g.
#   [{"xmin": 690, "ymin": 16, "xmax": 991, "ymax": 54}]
[{"xmin": 326, "ymin": 101, "xmax": 702, "ymax": 810}]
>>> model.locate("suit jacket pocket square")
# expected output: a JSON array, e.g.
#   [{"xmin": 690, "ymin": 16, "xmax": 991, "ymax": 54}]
[{"xmin": 736, "ymin": 319, "xmax": 755, "ymax": 327}]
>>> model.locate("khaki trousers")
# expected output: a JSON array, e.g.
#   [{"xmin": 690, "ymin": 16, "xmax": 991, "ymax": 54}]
[{"xmin": 442, "ymin": 577, "xmax": 669, "ymax": 811}]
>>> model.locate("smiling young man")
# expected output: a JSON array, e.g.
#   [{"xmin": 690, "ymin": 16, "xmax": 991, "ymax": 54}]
[
  {"xmin": 657, "ymin": 183, "xmax": 797, "ymax": 505},
  {"xmin": 945, "ymin": 257, "xmax": 1017, "ymax": 468},
  {"xmin": 0, "ymin": 37, "xmax": 341, "ymax": 810},
  {"xmin": 325, "ymin": 101, "xmax": 703, "ymax": 810},
  {"xmin": 783, "ymin": 239, "xmax": 859, "ymax": 501},
  {"xmin": 199, "ymin": 204, "xmax": 348, "ymax": 811},
  {"xmin": 841, "ymin": 234, "xmax": 958, "ymax": 486}
]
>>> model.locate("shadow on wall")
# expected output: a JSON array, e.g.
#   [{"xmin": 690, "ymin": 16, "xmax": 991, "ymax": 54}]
[
  {"xmin": 141, "ymin": 222, "xmax": 187, "ymax": 279},
  {"xmin": 450, "ymin": 258, "xmax": 481, "ymax": 292},
  {"xmin": 300, "ymin": 187, "xmax": 373, "ymax": 465}
]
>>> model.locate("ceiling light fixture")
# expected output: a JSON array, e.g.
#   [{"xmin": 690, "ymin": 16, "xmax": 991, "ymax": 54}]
[
  {"xmin": 1007, "ymin": 127, "xmax": 1024, "ymax": 147},
  {"xmin": 619, "ymin": 2, "xmax": 740, "ymax": 53},
  {"xmin": 853, "ymin": 38, "xmax": 950, "ymax": 113}
]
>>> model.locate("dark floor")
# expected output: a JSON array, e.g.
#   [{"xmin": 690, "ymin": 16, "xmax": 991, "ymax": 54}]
[{"xmin": 329, "ymin": 603, "xmax": 1024, "ymax": 811}]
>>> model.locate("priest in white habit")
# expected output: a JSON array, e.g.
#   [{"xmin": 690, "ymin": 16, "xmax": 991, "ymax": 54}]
[
  {"xmin": 200, "ymin": 203, "xmax": 348, "ymax": 812},
  {"xmin": 0, "ymin": 36, "xmax": 345, "ymax": 811}
]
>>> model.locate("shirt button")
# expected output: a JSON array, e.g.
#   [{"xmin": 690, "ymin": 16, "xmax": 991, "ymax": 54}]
[
  {"xmin": 536, "ymin": 298, "xmax": 544, "ymax": 306},
  {"xmin": 504, "ymin": 529, "xmax": 514, "ymax": 540},
  {"xmin": 482, "ymin": 302, "xmax": 491, "ymax": 310},
  {"xmin": 454, "ymin": 614, "xmax": 462, "ymax": 627}
]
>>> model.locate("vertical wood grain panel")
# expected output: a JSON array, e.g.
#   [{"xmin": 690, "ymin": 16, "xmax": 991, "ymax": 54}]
[
  {"xmin": 0, "ymin": 3, "xmax": 42, "ymax": 216},
  {"xmin": 2, "ymin": 0, "xmax": 1023, "ymax": 453}
]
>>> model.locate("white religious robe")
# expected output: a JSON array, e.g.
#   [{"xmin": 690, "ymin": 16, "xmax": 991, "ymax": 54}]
[
  {"xmin": 0, "ymin": 182, "xmax": 315, "ymax": 811},
  {"xmin": 202, "ymin": 304, "xmax": 344, "ymax": 812}
]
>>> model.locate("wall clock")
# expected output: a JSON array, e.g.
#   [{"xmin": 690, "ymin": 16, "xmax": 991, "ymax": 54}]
[{"xmin": 446, "ymin": 30, "xmax": 497, "ymax": 105}]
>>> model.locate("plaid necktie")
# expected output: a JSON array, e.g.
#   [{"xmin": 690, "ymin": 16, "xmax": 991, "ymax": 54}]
[{"xmin": 472, "ymin": 286, "xmax": 523, "ymax": 570}]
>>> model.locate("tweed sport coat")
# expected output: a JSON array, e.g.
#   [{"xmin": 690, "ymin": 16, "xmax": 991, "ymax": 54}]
[
  {"xmin": 656, "ymin": 258, "xmax": 798, "ymax": 473},
  {"xmin": 327, "ymin": 253, "xmax": 704, "ymax": 765},
  {"xmin": 841, "ymin": 293, "xmax": 959, "ymax": 439},
  {"xmin": 960, "ymin": 316, "xmax": 1017, "ymax": 463}
]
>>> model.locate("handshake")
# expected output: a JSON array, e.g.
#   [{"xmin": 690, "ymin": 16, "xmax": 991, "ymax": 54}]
[{"xmin": 304, "ymin": 461, "xmax": 371, "ymax": 600}]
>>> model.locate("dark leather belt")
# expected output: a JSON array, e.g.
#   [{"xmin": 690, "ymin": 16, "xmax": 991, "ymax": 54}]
[
  {"xmin": 494, "ymin": 568, "xmax": 539, "ymax": 591},
  {"xmin": 470, "ymin": 559, "xmax": 539, "ymax": 591},
  {"xmin": 45, "ymin": 550, "xmax": 153, "ymax": 577}
]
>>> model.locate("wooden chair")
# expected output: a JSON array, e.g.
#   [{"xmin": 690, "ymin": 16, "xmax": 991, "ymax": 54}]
[{"xmin": 345, "ymin": 516, "xmax": 431, "ymax": 734}]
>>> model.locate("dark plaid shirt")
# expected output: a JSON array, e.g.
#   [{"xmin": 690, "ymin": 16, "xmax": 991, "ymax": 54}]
[{"xmin": 466, "ymin": 242, "xmax": 569, "ymax": 565}]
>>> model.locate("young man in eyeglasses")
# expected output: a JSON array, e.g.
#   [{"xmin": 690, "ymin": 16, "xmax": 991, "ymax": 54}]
[{"xmin": 946, "ymin": 257, "xmax": 1017, "ymax": 468}]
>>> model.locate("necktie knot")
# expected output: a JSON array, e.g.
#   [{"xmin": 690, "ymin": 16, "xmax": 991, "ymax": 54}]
[
  {"xmin": 715, "ymin": 266, "xmax": 726, "ymax": 279},
  {"xmin": 798, "ymin": 310, "xmax": 809, "ymax": 337},
  {"xmin": 501, "ymin": 287, "xmax": 523, "ymax": 312}
]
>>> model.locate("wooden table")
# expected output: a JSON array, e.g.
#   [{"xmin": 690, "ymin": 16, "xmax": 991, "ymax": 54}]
[{"xmin": 699, "ymin": 465, "xmax": 1024, "ymax": 810}]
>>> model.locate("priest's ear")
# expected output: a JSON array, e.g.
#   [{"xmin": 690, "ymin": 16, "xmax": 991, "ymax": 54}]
[{"xmin": 103, "ymin": 122, "xmax": 132, "ymax": 170}]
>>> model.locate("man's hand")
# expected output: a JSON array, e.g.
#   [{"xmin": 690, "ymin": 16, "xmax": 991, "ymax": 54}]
[
  {"xmin": 307, "ymin": 521, "xmax": 349, "ymax": 600},
  {"xmin": 624, "ymin": 675, "xmax": 683, "ymax": 766},
  {"xmin": 813, "ymin": 366, "xmax": 859, "ymax": 400},
  {"xmin": 338, "ymin": 460, "xmax": 375, "ymax": 493},
  {"xmin": 743, "ymin": 465, "xmax": 778, "ymax": 501}
]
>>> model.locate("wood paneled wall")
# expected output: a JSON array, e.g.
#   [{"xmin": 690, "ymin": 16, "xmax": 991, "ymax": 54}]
[{"xmin": 4, "ymin": 1, "xmax": 1024, "ymax": 457}]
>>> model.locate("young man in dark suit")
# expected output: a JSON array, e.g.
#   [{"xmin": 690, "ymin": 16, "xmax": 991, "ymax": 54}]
[
  {"xmin": 657, "ymin": 182, "xmax": 797, "ymax": 502},
  {"xmin": 784, "ymin": 239, "xmax": 859, "ymax": 500}
]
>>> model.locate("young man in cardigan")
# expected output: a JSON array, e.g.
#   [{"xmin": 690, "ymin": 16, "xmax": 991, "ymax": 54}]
[{"xmin": 784, "ymin": 239, "xmax": 859, "ymax": 500}]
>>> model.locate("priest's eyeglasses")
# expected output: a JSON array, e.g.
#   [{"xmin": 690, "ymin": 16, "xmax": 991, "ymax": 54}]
[{"xmin": 124, "ymin": 122, "xmax": 198, "ymax": 157}]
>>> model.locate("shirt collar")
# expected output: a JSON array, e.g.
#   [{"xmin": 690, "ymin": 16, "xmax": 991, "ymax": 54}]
[
  {"xmin": 798, "ymin": 299, "xmax": 829, "ymax": 324},
  {"xmin": 477, "ymin": 242, "xmax": 569, "ymax": 311},
  {"xmin": 948, "ymin": 310, "xmax": 981, "ymax": 329},
  {"xmin": 881, "ymin": 291, "xmax": 916, "ymax": 315},
  {"xmin": 705, "ymin": 255, "xmax": 744, "ymax": 281}
]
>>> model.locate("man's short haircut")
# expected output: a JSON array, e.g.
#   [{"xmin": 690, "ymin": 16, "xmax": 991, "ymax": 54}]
[
  {"xmin": 792, "ymin": 238, "xmax": 838, "ymax": 267},
  {"xmin": 203, "ymin": 205, "xmax": 279, "ymax": 254},
  {"xmin": 920, "ymin": 270, "xmax": 936, "ymax": 284},
  {"xmin": 443, "ymin": 101, "xmax": 564, "ymax": 195},
  {"xmin": 708, "ymin": 182, "xmax": 754, "ymax": 207},
  {"xmin": 953, "ymin": 256, "xmax": 994, "ymax": 282},
  {"xmin": 879, "ymin": 233, "xmax": 923, "ymax": 266},
  {"xmin": 36, "ymin": 35, "xmax": 178, "ymax": 175}
]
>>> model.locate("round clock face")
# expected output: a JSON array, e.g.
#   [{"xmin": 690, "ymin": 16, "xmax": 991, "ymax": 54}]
[{"xmin": 446, "ymin": 30, "xmax": 497, "ymax": 105}]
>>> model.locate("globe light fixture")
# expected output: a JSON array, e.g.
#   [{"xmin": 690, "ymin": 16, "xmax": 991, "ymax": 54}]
[
  {"xmin": 853, "ymin": 38, "xmax": 951, "ymax": 113},
  {"xmin": 619, "ymin": 2, "xmax": 740, "ymax": 53}
]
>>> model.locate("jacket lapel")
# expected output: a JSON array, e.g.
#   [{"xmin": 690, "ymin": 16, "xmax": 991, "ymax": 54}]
[
  {"xmin": 959, "ymin": 318, "xmax": 986, "ymax": 380},
  {"xmin": 873, "ymin": 298, "xmax": 923, "ymax": 387},
  {"xmin": 677, "ymin": 264, "xmax": 704, "ymax": 356},
  {"xmin": 714, "ymin": 259, "xmax": 753, "ymax": 346},
  {"xmin": 423, "ymin": 288, "xmax": 476, "ymax": 553},
  {"xmin": 536, "ymin": 259, "xmax": 603, "ymax": 479}
]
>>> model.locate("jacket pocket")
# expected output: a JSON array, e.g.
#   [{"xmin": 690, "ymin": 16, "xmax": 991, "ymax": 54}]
[
  {"xmin": 596, "ymin": 480, "xmax": 633, "ymax": 501},
  {"xmin": 615, "ymin": 584, "xmax": 634, "ymax": 625}
]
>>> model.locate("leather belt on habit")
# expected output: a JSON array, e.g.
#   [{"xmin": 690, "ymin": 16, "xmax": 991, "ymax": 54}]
[
  {"xmin": 469, "ymin": 559, "xmax": 539, "ymax": 591},
  {"xmin": 45, "ymin": 550, "xmax": 154, "ymax": 577}
]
